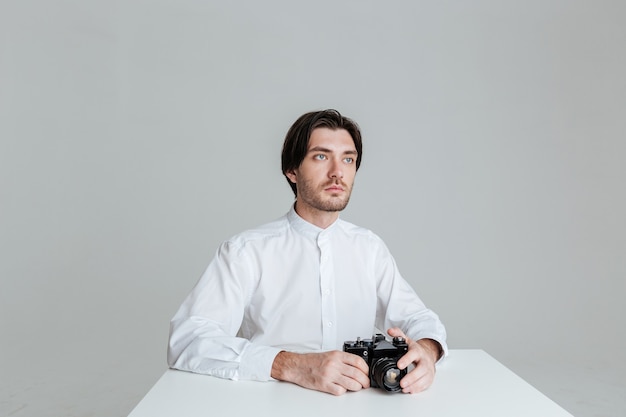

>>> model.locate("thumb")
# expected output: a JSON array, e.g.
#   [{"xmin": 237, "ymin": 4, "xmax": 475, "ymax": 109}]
[{"xmin": 387, "ymin": 327, "xmax": 407, "ymax": 339}]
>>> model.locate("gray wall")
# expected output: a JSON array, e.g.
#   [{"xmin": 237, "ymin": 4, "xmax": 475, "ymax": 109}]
[{"xmin": 1, "ymin": 1, "xmax": 624, "ymax": 416}]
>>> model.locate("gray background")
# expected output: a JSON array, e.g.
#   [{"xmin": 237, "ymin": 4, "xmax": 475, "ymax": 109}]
[{"xmin": 1, "ymin": 1, "xmax": 624, "ymax": 416}]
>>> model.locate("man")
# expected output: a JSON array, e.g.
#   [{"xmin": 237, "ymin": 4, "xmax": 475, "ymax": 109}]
[{"xmin": 168, "ymin": 109, "xmax": 447, "ymax": 395}]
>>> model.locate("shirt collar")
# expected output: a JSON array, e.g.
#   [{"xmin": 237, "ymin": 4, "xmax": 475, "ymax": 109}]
[{"xmin": 286, "ymin": 204, "xmax": 339, "ymax": 240}]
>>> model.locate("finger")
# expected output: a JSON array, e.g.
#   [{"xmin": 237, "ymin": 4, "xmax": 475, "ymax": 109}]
[
  {"xmin": 387, "ymin": 327, "xmax": 415, "ymax": 346},
  {"xmin": 386, "ymin": 327, "xmax": 406, "ymax": 339},
  {"xmin": 396, "ymin": 339, "xmax": 425, "ymax": 369},
  {"xmin": 325, "ymin": 382, "xmax": 348, "ymax": 396},
  {"xmin": 399, "ymin": 363, "xmax": 426, "ymax": 387},
  {"xmin": 348, "ymin": 366, "xmax": 371, "ymax": 389},
  {"xmin": 340, "ymin": 351, "xmax": 370, "ymax": 375},
  {"xmin": 397, "ymin": 346, "xmax": 423, "ymax": 370},
  {"xmin": 323, "ymin": 351, "xmax": 370, "ymax": 389},
  {"xmin": 340, "ymin": 355, "xmax": 370, "ymax": 388},
  {"xmin": 336, "ymin": 372, "xmax": 368, "ymax": 392},
  {"xmin": 402, "ymin": 373, "xmax": 433, "ymax": 394},
  {"xmin": 400, "ymin": 363, "xmax": 434, "ymax": 394}
]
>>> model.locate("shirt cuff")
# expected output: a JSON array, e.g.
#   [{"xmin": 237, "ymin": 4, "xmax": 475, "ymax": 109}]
[{"xmin": 238, "ymin": 344, "xmax": 284, "ymax": 381}]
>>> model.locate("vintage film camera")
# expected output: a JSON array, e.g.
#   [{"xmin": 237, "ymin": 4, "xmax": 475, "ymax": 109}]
[{"xmin": 343, "ymin": 333, "xmax": 409, "ymax": 392}]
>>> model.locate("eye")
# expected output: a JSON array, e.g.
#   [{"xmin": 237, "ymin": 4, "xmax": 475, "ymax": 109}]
[
  {"xmin": 314, "ymin": 154, "xmax": 327, "ymax": 160},
  {"xmin": 343, "ymin": 157, "xmax": 354, "ymax": 164}
]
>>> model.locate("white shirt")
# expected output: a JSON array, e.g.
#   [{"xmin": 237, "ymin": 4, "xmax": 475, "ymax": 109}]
[{"xmin": 167, "ymin": 206, "xmax": 447, "ymax": 381}]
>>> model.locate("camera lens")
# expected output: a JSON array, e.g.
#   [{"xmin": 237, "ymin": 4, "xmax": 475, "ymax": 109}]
[{"xmin": 371, "ymin": 358, "xmax": 406, "ymax": 392}]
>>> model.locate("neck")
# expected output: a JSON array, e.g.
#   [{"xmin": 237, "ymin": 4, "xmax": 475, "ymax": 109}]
[{"xmin": 293, "ymin": 201, "xmax": 340, "ymax": 229}]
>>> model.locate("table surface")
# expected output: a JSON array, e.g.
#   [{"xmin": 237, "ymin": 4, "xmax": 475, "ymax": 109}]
[{"xmin": 128, "ymin": 349, "xmax": 573, "ymax": 417}]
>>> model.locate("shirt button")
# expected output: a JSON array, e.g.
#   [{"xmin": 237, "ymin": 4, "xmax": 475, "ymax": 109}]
[
  {"xmin": 323, "ymin": 289, "xmax": 331, "ymax": 295},
  {"xmin": 327, "ymin": 321, "xmax": 333, "ymax": 327}
]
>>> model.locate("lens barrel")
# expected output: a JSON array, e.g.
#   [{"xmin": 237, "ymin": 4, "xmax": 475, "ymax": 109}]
[{"xmin": 371, "ymin": 358, "xmax": 406, "ymax": 392}]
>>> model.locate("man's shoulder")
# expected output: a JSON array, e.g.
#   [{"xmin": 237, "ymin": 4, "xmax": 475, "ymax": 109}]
[
  {"xmin": 226, "ymin": 214, "xmax": 289, "ymax": 247},
  {"xmin": 336, "ymin": 218, "xmax": 384, "ymax": 243}
]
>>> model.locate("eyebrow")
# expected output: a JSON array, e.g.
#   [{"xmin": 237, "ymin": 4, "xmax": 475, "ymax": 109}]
[{"xmin": 308, "ymin": 146, "xmax": 358, "ymax": 156}]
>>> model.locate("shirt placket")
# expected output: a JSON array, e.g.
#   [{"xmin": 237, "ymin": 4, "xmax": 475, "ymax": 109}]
[{"xmin": 317, "ymin": 231, "xmax": 337, "ymax": 351}]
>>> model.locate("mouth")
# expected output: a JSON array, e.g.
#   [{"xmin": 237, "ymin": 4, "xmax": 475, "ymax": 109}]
[{"xmin": 325, "ymin": 185, "xmax": 345, "ymax": 192}]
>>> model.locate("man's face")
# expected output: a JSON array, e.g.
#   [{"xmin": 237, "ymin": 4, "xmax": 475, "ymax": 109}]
[{"xmin": 286, "ymin": 127, "xmax": 358, "ymax": 213}]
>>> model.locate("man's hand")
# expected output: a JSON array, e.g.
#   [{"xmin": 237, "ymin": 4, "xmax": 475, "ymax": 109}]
[
  {"xmin": 271, "ymin": 350, "xmax": 370, "ymax": 396},
  {"xmin": 387, "ymin": 327, "xmax": 442, "ymax": 394}
]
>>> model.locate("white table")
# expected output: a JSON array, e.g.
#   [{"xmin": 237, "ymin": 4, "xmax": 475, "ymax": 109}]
[{"xmin": 128, "ymin": 350, "xmax": 573, "ymax": 417}]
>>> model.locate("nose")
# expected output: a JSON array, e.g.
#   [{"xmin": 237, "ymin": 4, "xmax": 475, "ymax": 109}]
[{"xmin": 329, "ymin": 159, "xmax": 343, "ymax": 179}]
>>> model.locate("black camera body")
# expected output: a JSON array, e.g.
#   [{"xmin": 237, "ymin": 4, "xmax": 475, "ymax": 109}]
[{"xmin": 343, "ymin": 334, "xmax": 409, "ymax": 392}]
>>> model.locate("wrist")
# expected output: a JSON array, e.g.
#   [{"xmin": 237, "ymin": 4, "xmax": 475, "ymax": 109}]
[
  {"xmin": 271, "ymin": 350, "xmax": 296, "ymax": 381},
  {"xmin": 416, "ymin": 339, "xmax": 443, "ymax": 362}
]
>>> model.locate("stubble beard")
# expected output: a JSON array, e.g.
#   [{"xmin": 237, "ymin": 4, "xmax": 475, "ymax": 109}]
[{"xmin": 297, "ymin": 179, "xmax": 352, "ymax": 212}]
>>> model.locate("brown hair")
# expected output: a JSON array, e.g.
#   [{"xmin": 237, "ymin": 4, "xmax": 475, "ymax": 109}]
[{"xmin": 281, "ymin": 109, "xmax": 363, "ymax": 196}]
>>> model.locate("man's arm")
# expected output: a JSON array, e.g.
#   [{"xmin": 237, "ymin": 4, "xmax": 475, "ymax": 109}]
[
  {"xmin": 370, "ymin": 238, "xmax": 447, "ymax": 393},
  {"xmin": 271, "ymin": 350, "xmax": 370, "ymax": 395},
  {"xmin": 372, "ymin": 238, "xmax": 448, "ymax": 359},
  {"xmin": 168, "ymin": 241, "xmax": 281, "ymax": 381}
]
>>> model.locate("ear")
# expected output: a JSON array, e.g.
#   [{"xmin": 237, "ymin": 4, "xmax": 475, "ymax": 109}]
[{"xmin": 285, "ymin": 169, "xmax": 297, "ymax": 184}]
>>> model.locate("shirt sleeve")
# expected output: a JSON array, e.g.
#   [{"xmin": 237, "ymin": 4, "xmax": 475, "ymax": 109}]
[
  {"xmin": 167, "ymin": 241, "xmax": 283, "ymax": 381},
  {"xmin": 372, "ymin": 238, "xmax": 448, "ymax": 360}
]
